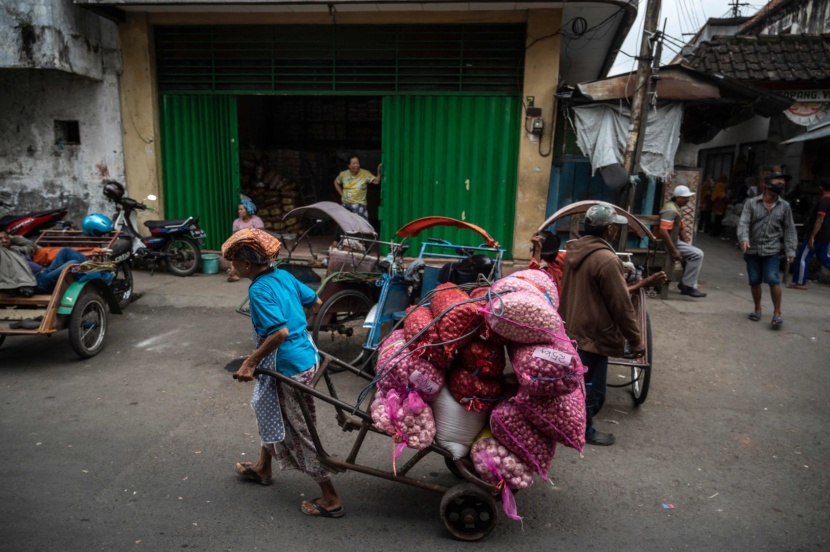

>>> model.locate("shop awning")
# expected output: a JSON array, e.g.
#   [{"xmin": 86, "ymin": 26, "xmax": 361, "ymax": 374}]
[{"xmin": 780, "ymin": 115, "xmax": 830, "ymax": 145}]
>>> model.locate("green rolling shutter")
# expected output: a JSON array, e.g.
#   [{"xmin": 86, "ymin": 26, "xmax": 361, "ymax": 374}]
[
  {"xmin": 159, "ymin": 95, "xmax": 239, "ymax": 251},
  {"xmin": 380, "ymin": 95, "xmax": 520, "ymax": 257}
]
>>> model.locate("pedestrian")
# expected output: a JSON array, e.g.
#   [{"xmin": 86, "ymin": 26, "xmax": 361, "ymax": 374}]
[
  {"xmin": 227, "ymin": 196, "xmax": 264, "ymax": 283},
  {"xmin": 559, "ymin": 204, "xmax": 643, "ymax": 446},
  {"xmin": 709, "ymin": 174, "xmax": 729, "ymax": 237},
  {"xmin": 333, "ymin": 155, "xmax": 380, "ymax": 221},
  {"xmin": 789, "ymin": 181, "xmax": 830, "ymax": 290},
  {"xmin": 737, "ymin": 172, "xmax": 797, "ymax": 328},
  {"xmin": 658, "ymin": 185, "xmax": 707, "ymax": 298},
  {"xmin": 698, "ymin": 178, "xmax": 712, "ymax": 234},
  {"xmin": 222, "ymin": 228, "xmax": 344, "ymax": 518}
]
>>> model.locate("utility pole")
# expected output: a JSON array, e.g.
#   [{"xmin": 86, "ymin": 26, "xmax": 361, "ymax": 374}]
[{"xmin": 622, "ymin": 0, "xmax": 662, "ymax": 212}]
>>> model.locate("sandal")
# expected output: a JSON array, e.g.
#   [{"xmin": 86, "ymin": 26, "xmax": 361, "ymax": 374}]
[
  {"xmin": 235, "ymin": 462, "xmax": 272, "ymax": 486},
  {"xmin": 301, "ymin": 498, "xmax": 345, "ymax": 518},
  {"xmin": 771, "ymin": 315, "xmax": 783, "ymax": 329},
  {"xmin": 786, "ymin": 284, "xmax": 807, "ymax": 290},
  {"xmin": 748, "ymin": 312, "xmax": 762, "ymax": 321}
]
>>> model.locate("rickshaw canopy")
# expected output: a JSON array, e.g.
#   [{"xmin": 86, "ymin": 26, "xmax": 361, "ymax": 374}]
[
  {"xmin": 538, "ymin": 201, "xmax": 655, "ymax": 240},
  {"xmin": 395, "ymin": 217, "xmax": 499, "ymax": 248},
  {"xmin": 283, "ymin": 201, "xmax": 376, "ymax": 236}
]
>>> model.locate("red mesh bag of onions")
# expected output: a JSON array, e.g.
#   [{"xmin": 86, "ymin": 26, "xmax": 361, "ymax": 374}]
[
  {"xmin": 403, "ymin": 305, "xmax": 453, "ymax": 369},
  {"xmin": 376, "ymin": 329, "xmax": 444, "ymax": 402},
  {"xmin": 469, "ymin": 287, "xmax": 509, "ymax": 345},
  {"xmin": 482, "ymin": 290, "xmax": 561, "ymax": 344},
  {"xmin": 513, "ymin": 386, "xmax": 586, "ymax": 452},
  {"xmin": 508, "ymin": 330, "xmax": 586, "ymax": 397},
  {"xmin": 456, "ymin": 338, "xmax": 506, "ymax": 380},
  {"xmin": 490, "ymin": 400, "xmax": 556, "ymax": 476},
  {"xmin": 430, "ymin": 283, "xmax": 481, "ymax": 352},
  {"xmin": 448, "ymin": 366, "xmax": 504, "ymax": 412}
]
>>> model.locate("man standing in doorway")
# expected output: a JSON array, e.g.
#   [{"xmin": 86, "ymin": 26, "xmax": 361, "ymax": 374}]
[
  {"xmin": 737, "ymin": 172, "xmax": 797, "ymax": 329},
  {"xmin": 559, "ymin": 204, "xmax": 643, "ymax": 446},
  {"xmin": 334, "ymin": 155, "xmax": 380, "ymax": 221},
  {"xmin": 789, "ymin": 181, "xmax": 830, "ymax": 290},
  {"xmin": 658, "ymin": 184, "xmax": 707, "ymax": 298}
]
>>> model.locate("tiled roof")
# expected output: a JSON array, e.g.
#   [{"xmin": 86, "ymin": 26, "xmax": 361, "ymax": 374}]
[{"xmin": 688, "ymin": 34, "xmax": 830, "ymax": 82}]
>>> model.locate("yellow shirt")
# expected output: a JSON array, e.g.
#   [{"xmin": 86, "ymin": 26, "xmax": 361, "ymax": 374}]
[{"xmin": 336, "ymin": 169, "xmax": 375, "ymax": 206}]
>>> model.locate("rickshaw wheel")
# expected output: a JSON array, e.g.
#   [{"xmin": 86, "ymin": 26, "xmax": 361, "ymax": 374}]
[
  {"xmin": 69, "ymin": 291, "xmax": 108, "ymax": 359},
  {"xmin": 312, "ymin": 290, "xmax": 372, "ymax": 369},
  {"xmin": 631, "ymin": 313, "xmax": 652, "ymax": 405},
  {"xmin": 440, "ymin": 483, "xmax": 498, "ymax": 541}
]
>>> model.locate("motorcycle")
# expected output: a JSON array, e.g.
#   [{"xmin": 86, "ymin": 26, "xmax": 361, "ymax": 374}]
[
  {"xmin": 101, "ymin": 181, "xmax": 206, "ymax": 277},
  {"xmin": 0, "ymin": 199, "xmax": 70, "ymax": 237}
]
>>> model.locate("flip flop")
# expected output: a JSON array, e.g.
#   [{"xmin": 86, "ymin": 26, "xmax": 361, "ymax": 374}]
[
  {"xmin": 235, "ymin": 462, "xmax": 272, "ymax": 486},
  {"xmin": 786, "ymin": 284, "xmax": 807, "ymax": 290},
  {"xmin": 771, "ymin": 315, "xmax": 783, "ymax": 329},
  {"xmin": 301, "ymin": 498, "xmax": 345, "ymax": 518},
  {"xmin": 748, "ymin": 312, "xmax": 761, "ymax": 322}
]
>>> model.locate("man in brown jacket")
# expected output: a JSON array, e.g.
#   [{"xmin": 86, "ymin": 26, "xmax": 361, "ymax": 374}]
[{"xmin": 559, "ymin": 204, "xmax": 643, "ymax": 446}]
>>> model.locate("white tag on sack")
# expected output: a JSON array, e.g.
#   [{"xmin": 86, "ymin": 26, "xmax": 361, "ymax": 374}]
[
  {"xmin": 532, "ymin": 347, "xmax": 573, "ymax": 367},
  {"xmin": 409, "ymin": 370, "xmax": 439, "ymax": 396}
]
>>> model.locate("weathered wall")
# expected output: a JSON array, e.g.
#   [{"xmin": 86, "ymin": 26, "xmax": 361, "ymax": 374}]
[
  {"xmin": 0, "ymin": 0, "xmax": 111, "ymax": 79},
  {"xmin": 755, "ymin": 0, "xmax": 830, "ymax": 35},
  {"xmin": 0, "ymin": 18, "xmax": 124, "ymax": 225}
]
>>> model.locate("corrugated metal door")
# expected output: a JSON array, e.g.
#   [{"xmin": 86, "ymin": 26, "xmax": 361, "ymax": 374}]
[
  {"xmin": 380, "ymin": 96, "xmax": 520, "ymax": 257},
  {"xmin": 159, "ymin": 95, "xmax": 239, "ymax": 251}
]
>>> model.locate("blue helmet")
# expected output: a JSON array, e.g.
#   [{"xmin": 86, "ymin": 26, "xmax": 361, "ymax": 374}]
[{"xmin": 82, "ymin": 214, "xmax": 113, "ymax": 237}]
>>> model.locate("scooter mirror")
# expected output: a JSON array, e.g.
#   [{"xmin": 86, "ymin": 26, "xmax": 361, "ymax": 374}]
[{"xmin": 146, "ymin": 194, "xmax": 157, "ymax": 201}]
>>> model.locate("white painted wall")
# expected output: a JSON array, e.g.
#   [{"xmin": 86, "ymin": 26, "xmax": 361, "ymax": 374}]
[{"xmin": 0, "ymin": 8, "xmax": 124, "ymax": 226}]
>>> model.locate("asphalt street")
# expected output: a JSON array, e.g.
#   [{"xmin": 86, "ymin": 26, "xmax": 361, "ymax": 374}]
[{"xmin": 0, "ymin": 234, "xmax": 828, "ymax": 551}]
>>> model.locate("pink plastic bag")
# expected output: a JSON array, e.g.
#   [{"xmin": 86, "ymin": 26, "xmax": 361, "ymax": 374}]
[
  {"xmin": 471, "ymin": 437, "xmax": 533, "ymax": 522},
  {"xmin": 371, "ymin": 388, "xmax": 437, "ymax": 473},
  {"xmin": 513, "ymin": 386, "xmax": 586, "ymax": 452},
  {"xmin": 490, "ymin": 400, "xmax": 556, "ymax": 476}
]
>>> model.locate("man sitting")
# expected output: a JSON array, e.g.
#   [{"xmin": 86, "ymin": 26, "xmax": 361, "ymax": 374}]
[
  {"xmin": 0, "ymin": 230, "xmax": 87, "ymax": 296},
  {"xmin": 658, "ymin": 185, "xmax": 707, "ymax": 298}
]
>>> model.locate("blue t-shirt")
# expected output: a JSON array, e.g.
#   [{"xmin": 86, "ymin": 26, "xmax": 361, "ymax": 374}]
[{"xmin": 248, "ymin": 268, "xmax": 319, "ymax": 377}]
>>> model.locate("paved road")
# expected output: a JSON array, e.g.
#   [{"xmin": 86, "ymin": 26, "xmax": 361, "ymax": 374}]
[{"xmin": 1, "ymin": 235, "xmax": 828, "ymax": 551}]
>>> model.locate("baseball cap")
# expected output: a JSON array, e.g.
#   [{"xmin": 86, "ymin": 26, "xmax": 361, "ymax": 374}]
[
  {"xmin": 584, "ymin": 204, "xmax": 627, "ymax": 227},
  {"xmin": 672, "ymin": 185, "xmax": 696, "ymax": 198},
  {"xmin": 764, "ymin": 172, "xmax": 792, "ymax": 183}
]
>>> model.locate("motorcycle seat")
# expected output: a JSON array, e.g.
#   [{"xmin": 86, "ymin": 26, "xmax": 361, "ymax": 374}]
[
  {"xmin": 0, "ymin": 209, "xmax": 65, "ymax": 227},
  {"xmin": 144, "ymin": 219, "xmax": 191, "ymax": 229}
]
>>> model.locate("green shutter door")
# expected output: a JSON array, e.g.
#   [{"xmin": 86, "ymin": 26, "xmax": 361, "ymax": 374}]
[
  {"xmin": 380, "ymin": 95, "xmax": 520, "ymax": 257},
  {"xmin": 159, "ymin": 95, "xmax": 239, "ymax": 251}
]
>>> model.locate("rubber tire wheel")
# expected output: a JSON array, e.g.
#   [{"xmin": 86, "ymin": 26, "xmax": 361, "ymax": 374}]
[
  {"xmin": 440, "ymin": 483, "xmax": 499, "ymax": 541},
  {"xmin": 631, "ymin": 313, "xmax": 652, "ymax": 405},
  {"xmin": 164, "ymin": 236, "xmax": 201, "ymax": 277},
  {"xmin": 312, "ymin": 290, "xmax": 372, "ymax": 370},
  {"xmin": 68, "ymin": 291, "xmax": 108, "ymax": 359},
  {"xmin": 110, "ymin": 261, "xmax": 134, "ymax": 310}
]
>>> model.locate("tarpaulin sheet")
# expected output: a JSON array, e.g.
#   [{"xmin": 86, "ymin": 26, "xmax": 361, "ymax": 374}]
[{"xmin": 572, "ymin": 102, "xmax": 684, "ymax": 180}]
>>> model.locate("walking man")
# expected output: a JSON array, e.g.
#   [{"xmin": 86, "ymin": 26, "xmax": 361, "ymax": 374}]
[
  {"xmin": 737, "ymin": 172, "xmax": 797, "ymax": 328},
  {"xmin": 559, "ymin": 204, "xmax": 643, "ymax": 446},
  {"xmin": 658, "ymin": 184, "xmax": 706, "ymax": 298},
  {"xmin": 789, "ymin": 181, "xmax": 830, "ymax": 290}
]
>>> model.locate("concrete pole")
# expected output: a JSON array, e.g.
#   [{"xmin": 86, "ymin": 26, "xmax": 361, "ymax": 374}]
[{"xmin": 622, "ymin": 0, "xmax": 662, "ymax": 211}]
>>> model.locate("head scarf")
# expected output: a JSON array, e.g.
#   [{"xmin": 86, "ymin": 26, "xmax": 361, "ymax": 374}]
[
  {"xmin": 240, "ymin": 197, "xmax": 257, "ymax": 215},
  {"xmin": 221, "ymin": 228, "xmax": 281, "ymax": 263}
]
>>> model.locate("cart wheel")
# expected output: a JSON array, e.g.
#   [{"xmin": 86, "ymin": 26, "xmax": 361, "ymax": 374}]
[
  {"xmin": 631, "ymin": 313, "xmax": 652, "ymax": 405},
  {"xmin": 69, "ymin": 291, "xmax": 108, "ymax": 359},
  {"xmin": 110, "ymin": 261, "xmax": 134, "ymax": 310},
  {"xmin": 164, "ymin": 236, "xmax": 200, "ymax": 277},
  {"xmin": 440, "ymin": 483, "xmax": 498, "ymax": 541},
  {"xmin": 312, "ymin": 290, "xmax": 372, "ymax": 369}
]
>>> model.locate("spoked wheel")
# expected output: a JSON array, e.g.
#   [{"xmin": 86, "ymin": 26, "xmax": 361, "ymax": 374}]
[
  {"xmin": 440, "ymin": 483, "xmax": 499, "ymax": 541},
  {"xmin": 68, "ymin": 291, "xmax": 108, "ymax": 359},
  {"xmin": 631, "ymin": 313, "xmax": 652, "ymax": 405},
  {"xmin": 312, "ymin": 290, "xmax": 372, "ymax": 370},
  {"xmin": 110, "ymin": 261, "xmax": 134, "ymax": 310},
  {"xmin": 164, "ymin": 236, "xmax": 201, "ymax": 277}
]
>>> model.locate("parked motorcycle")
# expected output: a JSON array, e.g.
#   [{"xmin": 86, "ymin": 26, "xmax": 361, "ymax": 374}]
[
  {"xmin": 0, "ymin": 200, "xmax": 70, "ymax": 237},
  {"xmin": 100, "ymin": 181, "xmax": 206, "ymax": 277}
]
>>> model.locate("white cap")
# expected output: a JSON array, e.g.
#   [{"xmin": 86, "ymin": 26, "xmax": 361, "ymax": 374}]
[{"xmin": 672, "ymin": 185, "xmax": 696, "ymax": 198}]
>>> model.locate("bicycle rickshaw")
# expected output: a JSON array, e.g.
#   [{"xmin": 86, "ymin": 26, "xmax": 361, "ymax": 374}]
[
  {"xmin": 537, "ymin": 200, "xmax": 656, "ymax": 405},
  {"xmin": 0, "ymin": 230, "xmax": 124, "ymax": 358}
]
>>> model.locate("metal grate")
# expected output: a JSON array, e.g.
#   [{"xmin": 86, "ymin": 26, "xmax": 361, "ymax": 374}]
[{"xmin": 155, "ymin": 24, "xmax": 526, "ymax": 94}]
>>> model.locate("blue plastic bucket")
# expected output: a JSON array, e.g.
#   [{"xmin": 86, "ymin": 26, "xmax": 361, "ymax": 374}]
[{"xmin": 201, "ymin": 253, "xmax": 220, "ymax": 274}]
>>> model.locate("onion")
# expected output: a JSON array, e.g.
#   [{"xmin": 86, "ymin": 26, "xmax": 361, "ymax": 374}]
[
  {"xmin": 490, "ymin": 400, "xmax": 556, "ymax": 476},
  {"xmin": 376, "ymin": 329, "xmax": 444, "ymax": 402},
  {"xmin": 471, "ymin": 437, "xmax": 534, "ymax": 490},
  {"xmin": 483, "ymin": 290, "xmax": 561, "ymax": 344},
  {"xmin": 513, "ymin": 387, "xmax": 586, "ymax": 452}
]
